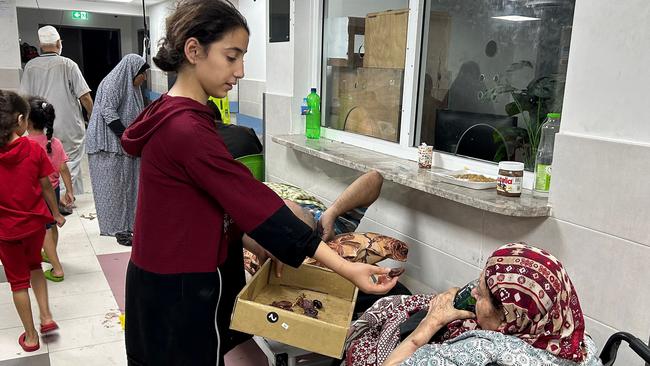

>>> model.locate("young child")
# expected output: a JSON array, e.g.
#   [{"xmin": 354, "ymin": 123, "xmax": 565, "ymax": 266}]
[
  {"xmin": 27, "ymin": 96, "xmax": 74, "ymax": 282},
  {"xmin": 0, "ymin": 90, "xmax": 65, "ymax": 352}
]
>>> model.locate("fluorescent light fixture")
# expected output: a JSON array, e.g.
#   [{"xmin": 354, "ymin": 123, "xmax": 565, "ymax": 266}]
[
  {"xmin": 492, "ymin": 15, "xmax": 541, "ymax": 21},
  {"xmin": 98, "ymin": 0, "xmax": 133, "ymax": 3}
]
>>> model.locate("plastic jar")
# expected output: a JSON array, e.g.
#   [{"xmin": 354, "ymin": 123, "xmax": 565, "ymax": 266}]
[{"xmin": 497, "ymin": 161, "xmax": 524, "ymax": 197}]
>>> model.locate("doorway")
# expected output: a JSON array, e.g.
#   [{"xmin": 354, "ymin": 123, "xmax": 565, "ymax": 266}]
[{"xmin": 44, "ymin": 25, "xmax": 122, "ymax": 99}]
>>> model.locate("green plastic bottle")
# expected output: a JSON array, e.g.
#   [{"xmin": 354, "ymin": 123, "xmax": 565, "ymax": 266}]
[
  {"xmin": 534, "ymin": 113, "xmax": 561, "ymax": 197},
  {"xmin": 306, "ymin": 88, "xmax": 321, "ymax": 139}
]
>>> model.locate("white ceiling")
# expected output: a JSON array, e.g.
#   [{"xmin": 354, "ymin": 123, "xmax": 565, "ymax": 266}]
[{"xmin": 16, "ymin": 0, "xmax": 168, "ymax": 17}]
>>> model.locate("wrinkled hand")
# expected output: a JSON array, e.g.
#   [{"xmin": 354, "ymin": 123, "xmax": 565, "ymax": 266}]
[
  {"xmin": 318, "ymin": 211, "xmax": 336, "ymax": 242},
  {"xmin": 425, "ymin": 288, "xmax": 475, "ymax": 327},
  {"xmin": 54, "ymin": 214, "xmax": 66, "ymax": 228},
  {"xmin": 342, "ymin": 262, "xmax": 398, "ymax": 295}
]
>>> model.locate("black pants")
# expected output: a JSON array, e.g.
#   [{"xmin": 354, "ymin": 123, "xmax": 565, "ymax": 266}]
[{"xmin": 125, "ymin": 243, "xmax": 250, "ymax": 366}]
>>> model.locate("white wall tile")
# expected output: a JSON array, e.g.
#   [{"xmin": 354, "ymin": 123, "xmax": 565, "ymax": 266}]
[
  {"xmin": 584, "ymin": 316, "xmax": 647, "ymax": 366},
  {"xmin": 483, "ymin": 217, "xmax": 650, "ymax": 340},
  {"xmin": 0, "ymin": 68, "xmax": 20, "ymax": 90},
  {"xmin": 561, "ymin": 0, "xmax": 650, "ymax": 143},
  {"xmin": 264, "ymin": 93, "xmax": 292, "ymax": 137},
  {"xmin": 551, "ymin": 134, "xmax": 650, "ymax": 246},
  {"xmin": 239, "ymin": 79, "xmax": 266, "ymax": 105},
  {"xmin": 239, "ymin": 101, "xmax": 263, "ymax": 119}
]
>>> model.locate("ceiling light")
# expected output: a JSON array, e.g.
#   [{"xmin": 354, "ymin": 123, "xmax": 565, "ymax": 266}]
[
  {"xmin": 492, "ymin": 15, "xmax": 541, "ymax": 22},
  {"xmin": 97, "ymin": 0, "xmax": 134, "ymax": 3}
]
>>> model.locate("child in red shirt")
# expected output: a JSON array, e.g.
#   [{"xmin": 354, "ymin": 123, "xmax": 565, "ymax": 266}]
[
  {"xmin": 27, "ymin": 97, "xmax": 74, "ymax": 282},
  {"xmin": 0, "ymin": 90, "xmax": 65, "ymax": 352}
]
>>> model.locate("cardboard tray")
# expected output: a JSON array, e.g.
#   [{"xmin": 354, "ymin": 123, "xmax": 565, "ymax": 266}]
[
  {"xmin": 230, "ymin": 260, "xmax": 358, "ymax": 358},
  {"xmin": 433, "ymin": 169, "xmax": 497, "ymax": 190}
]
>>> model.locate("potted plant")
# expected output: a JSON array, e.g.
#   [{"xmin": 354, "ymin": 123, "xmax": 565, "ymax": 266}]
[{"xmin": 487, "ymin": 62, "xmax": 564, "ymax": 169}]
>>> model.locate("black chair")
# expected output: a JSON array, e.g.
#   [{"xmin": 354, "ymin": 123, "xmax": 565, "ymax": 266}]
[
  {"xmin": 600, "ymin": 332, "xmax": 650, "ymax": 365},
  {"xmin": 434, "ymin": 110, "xmax": 518, "ymax": 162}
]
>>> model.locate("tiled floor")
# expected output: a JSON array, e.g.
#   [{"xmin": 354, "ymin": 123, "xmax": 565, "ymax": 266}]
[{"xmin": 0, "ymin": 163, "xmax": 269, "ymax": 365}]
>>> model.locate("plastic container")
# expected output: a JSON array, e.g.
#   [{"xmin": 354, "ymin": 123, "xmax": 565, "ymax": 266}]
[
  {"xmin": 418, "ymin": 143, "xmax": 433, "ymax": 168},
  {"xmin": 236, "ymin": 154, "xmax": 265, "ymax": 181},
  {"xmin": 534, "ymin": 113, "xmax": 561, "ymax": 197},
  {"xmin": 497, "ymin": 161, "xmax": 525, "ymax": 197},
  {"xmin": 306, "ymin": 88, "xmax": 321, "ymax": 139},
  {"xmin": 300, "ymin": 97, "xmax": 308, "ymax": 135}
]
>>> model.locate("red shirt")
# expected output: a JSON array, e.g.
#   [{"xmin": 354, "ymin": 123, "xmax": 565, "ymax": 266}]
[
  {"xmin": 0, "ymin": 137, "xmax": 55, "ymax": 240},
  {"xmin": 122, "ymin": 95, "xmax": 318, "ymax": 274}
]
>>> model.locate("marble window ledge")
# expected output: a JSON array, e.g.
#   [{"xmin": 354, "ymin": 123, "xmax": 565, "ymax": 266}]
[{"xmin": 271, "ymin": 134, "xmax": 551, "ymax": 218}]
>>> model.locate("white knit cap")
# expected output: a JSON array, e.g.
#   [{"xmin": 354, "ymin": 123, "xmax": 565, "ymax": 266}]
[{"xmin": 38, "ymin": 25, "xmax": 60, "ymax": 45}]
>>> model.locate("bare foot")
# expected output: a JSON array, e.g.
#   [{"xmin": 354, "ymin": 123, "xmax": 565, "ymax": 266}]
[
  {"xmin": 51, "ymin": 270, "xmax": 64, "ymax": 278},
  {"xmin": 40, "ymin": 314, "xmax": 53, "ymax": 325},
  {"xmin": 23, "ymin": 331, "xmax": 38, "ymax": 347}
]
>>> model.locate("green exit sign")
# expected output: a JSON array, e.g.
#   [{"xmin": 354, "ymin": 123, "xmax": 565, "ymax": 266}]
[{"xmin": 71, "ymin": 11, "xmax": 88, "ymax": 20}]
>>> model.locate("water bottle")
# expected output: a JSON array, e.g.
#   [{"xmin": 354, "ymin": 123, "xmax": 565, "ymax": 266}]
[
  {"xmin": 300, "ymin": 97, "xmax": 308, "ymax": 134},
  {"xmin": 534, "ymin": 113, "xmax": 561, "ymax": 197},
  {"xmin": 453, "ymin": 279, "xmax": 478, "ymax": 312},
  {"xmin": 306, "ymin": 88, "xmax": 321, "ymax": 139}
]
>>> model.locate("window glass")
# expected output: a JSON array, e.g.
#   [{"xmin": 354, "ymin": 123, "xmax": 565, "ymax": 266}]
[
  {"xmin": 321, "ymin": 0, "xmax": 409, "ymax": 142},
  {"xmin": 417, "ymin": 0, "xmax": 575, "ymax": 169}
]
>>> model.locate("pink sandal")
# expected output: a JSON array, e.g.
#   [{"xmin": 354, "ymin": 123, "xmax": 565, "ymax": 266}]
[
  {"xmin": 40, "ymin": 321, "xmax": 59, "ymax": 334},
  {"xmin": 18, "ymin": 332, "xmax": 40, "ymax": 352}
]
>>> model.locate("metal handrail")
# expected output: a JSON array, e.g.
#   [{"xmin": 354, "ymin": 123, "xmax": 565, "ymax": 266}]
[{"xmin": 453, "ymin": 123, "xmax": 511, "ymax": 159}]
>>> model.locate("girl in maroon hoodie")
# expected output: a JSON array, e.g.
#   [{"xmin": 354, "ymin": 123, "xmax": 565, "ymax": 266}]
[
  {"xmin": 120, "ymin": 1, "xmax": 398, "ymax": 365},
  {"xmin": 0, "ymin": 90, "xmax": 65, "ymax": 352}
]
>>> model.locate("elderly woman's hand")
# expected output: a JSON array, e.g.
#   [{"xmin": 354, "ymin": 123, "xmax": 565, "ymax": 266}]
[{"xmin": 424, "ymin": 288, "xmax": 475, "ymax": 328}]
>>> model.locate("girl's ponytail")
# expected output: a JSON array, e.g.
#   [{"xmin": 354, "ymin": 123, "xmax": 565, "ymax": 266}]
[{"xmin": 27, "ymin": 97, "xmax": 56, "ymax": 154}]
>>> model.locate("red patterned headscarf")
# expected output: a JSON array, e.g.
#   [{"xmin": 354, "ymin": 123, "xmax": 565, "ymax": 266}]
[{"xmin": 484, "ymin": 243, "xmax": 586, "ymax": 362}]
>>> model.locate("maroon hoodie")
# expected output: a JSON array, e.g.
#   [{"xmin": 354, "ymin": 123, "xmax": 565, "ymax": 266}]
[
  {"xmin": 122, "ymin": 94, "xmax": 319, "ymax": 274},
  {"xmin": 0, "ymin": 137, "xmax": 54, "ymax": 240}
]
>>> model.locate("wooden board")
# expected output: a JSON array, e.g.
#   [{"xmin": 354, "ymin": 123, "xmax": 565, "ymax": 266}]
[
  {"xmin": 330, "ymin": 67, "xmax": 404, "ymax": 142},
  {"xmin": 363, "ymin": 9, "xmax": 409, "ymax": 69}
]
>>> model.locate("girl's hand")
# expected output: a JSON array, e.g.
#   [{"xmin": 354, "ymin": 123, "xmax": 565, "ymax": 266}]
[
  {"xmin": 54, "ymin": 214, "xmax": 66, "ymax": 228},
  {"xmin": 424, "ymin": 288, "xmax": 475, "ymax": 327},
  {"xmin": 341, "ymin": 262, "xmax": 397, "ymax": 294},
  {"xmin": 62, "ymin": 192, "xmax": 75, "ymax": 207}
]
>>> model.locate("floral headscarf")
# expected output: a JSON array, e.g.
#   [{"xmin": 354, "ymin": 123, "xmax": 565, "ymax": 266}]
[
  {"xmin": 345, "ymin": 243, "xmax": 587, "ymax": 365},
  {"xmin": 482, "ymin": 242, "xmax": 586, "ymax": 362}
]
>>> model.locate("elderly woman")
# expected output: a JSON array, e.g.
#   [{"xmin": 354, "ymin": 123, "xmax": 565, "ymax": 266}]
[
  {"xmin": 86, "ymin": 54, "xmax": 149, "ymax": 244},
  {"xmin": 347, "ymin": 243, "xmax": 603, "ymax": 366}
]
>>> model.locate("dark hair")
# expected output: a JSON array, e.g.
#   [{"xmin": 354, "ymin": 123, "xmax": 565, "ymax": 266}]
[
  {"xmin": 27, "ymin": 96, "xmax": 56, "ymax": 153},
  {"xmin": 0, "ymin": 90, "xmax": 29, "ymax": 148},
  {"xmin": 153, "ymin": 0, "xmax": 249, "ymax": 72}
]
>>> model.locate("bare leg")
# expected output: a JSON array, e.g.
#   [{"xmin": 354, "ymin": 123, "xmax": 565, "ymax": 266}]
[
  {"xmin": 30, "ymin": 269, "xmax": 53, "ymax": 325},
  {"xmin": 12, "ymin": 289, "xmax": 39, "ymax": 347},
  {"xmin": 43, "ymin": 227, "xmax": 64, "ymax": 277}
]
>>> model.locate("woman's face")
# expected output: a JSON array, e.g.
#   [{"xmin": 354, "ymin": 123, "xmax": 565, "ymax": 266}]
[
  {"xmin": 194, "ymin": 27, "xmax": 248, "ymax": 98},
  {"xmin": 133, "ymin": 72, "xmax": 147, "ymax": 87},
  {"xmin": 471, "ymin": 271, "xmax": 505, "ymax": 331}
]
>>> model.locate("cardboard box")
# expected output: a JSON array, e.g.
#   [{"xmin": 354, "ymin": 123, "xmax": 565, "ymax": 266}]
[
  {"xmin": 364, "ymin": 9, "xmax": 409, "ymax": 69},
  {"xmin": 230, "ymin": 261, "xmax": 358, "ymax": 359}
]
